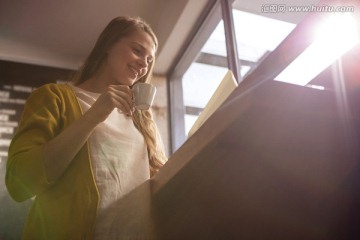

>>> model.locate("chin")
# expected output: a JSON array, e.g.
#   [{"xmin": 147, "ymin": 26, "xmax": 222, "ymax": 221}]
[
  {"xmin": 116, "ymin": 78, "xmax": 135, "ymax": 86},
  {"xmin": 129, "ymin": 79, "xmax": 138, "ymax": 86}
]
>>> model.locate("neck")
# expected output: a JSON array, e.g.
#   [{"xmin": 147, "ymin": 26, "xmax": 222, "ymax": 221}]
[
  {"xmin": 76, "ymin": 65, "xmax": 109, "ymax": 93},
  {"xmin": 76, "ymin": 78, "xmax": 103, "ymax": 93}
]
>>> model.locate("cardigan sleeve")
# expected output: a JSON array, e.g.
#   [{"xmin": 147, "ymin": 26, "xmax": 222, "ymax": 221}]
[{"xmin": 6, "ymin": 84, "xmax": 64, "ymax": 202}]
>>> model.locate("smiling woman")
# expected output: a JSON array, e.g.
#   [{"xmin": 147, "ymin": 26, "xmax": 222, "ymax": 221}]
[
  {"xmin": 96, "ymin": 30, "xmax": 156, "ymax": 87},
  {"xmin": 5, "ymin": 16, "xmax": 167, "ymax": 240}
]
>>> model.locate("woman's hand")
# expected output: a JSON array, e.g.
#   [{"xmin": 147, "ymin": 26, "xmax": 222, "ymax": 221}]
[
  {"xmin": 42, "ymin": 84, "xmax": 134, "ymax": 182},
  {"xmin": 87, "ymin": 85, "xmax": 134, "ymax": 123}
]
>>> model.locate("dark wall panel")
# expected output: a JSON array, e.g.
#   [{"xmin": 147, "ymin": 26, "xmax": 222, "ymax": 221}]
[{"xmin": 0, "ymin": 60, "xmax": 74, "ymax": 240}]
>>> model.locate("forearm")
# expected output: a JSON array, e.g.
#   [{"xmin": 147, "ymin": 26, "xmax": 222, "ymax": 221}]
[
  {"xmin": 40, "ymin": 84, "xmax": 131, "ymax": 182},
  {"xmin": 43, "ymin": 110, "xmax": 100, "ymax": 182}
]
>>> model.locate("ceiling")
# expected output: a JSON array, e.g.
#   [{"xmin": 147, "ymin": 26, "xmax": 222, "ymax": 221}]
[
  {"xmin": 0, "ymin": 0, "xmax": 318, "ymax": 75},
  {"xmin": 0, "ymin": 0, "xmax": 211, "ymax": 75}
]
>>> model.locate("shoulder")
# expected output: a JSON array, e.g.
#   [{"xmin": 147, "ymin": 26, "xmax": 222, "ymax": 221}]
[
  {"xmin": 24, "ymin": 83, "xmax": 77, "ymax": 112},
  {"xmin": 32, "ymin": 83, "xmax": 73, "ymax": 95},
  {"xmin": 22, "ymin": 83, "xmax": 82, "ymax": 124},
  {"xmin": 29, "ymin": 83, "xmax": 75, "ymax": 101}
]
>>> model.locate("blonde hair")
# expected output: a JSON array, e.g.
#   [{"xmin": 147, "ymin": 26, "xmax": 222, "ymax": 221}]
[{"xmin": 72, "ymin": 16, "xmax": 167, "ymax": 176}]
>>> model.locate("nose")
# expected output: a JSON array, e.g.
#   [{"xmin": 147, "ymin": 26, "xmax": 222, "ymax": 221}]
[
  {"xmin": 137, "ymin": 57, "xmax": 148, "ymax": 69},
  {"xmin": 136, "ymin": 58, "xmax": 149, "ymax": 77}
]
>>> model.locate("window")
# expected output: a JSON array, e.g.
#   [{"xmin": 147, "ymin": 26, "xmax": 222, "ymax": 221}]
[
  {"xmin": 181, "ymin": 8, "xmax": 296, "ymax": 137},
  {"xmin": 182, "ymin": 21, "xmax": 228, "ymax": 135}
]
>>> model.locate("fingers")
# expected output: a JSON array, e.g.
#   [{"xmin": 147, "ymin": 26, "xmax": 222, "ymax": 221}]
[
  {"xmin": 107, "ymin": 85, "xmax": 134, "ymax": 115},
  {"xmin": 90, "ymin": 85, "xmax": 135, "ymax": 122}
]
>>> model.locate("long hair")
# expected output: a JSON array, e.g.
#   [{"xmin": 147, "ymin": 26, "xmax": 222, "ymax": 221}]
[{"xmin": 72, "ymin": 16, "xmax": 167, "ymax": 176}]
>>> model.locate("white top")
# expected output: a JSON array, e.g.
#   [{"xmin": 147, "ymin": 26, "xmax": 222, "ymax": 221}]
[{"xmin": 70, "ymin": 84, "xmax": 150, "ymax": 239}]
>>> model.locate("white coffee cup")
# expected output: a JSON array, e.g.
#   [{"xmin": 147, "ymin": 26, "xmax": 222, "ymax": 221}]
[{"xmin": 132, "ymin": 82, "xmax": 156, "ymax": 110}]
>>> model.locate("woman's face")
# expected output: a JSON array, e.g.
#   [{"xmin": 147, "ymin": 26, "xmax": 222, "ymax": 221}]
[{"xmin": 103, "ymin": 29, "xmax": 156, "ymax": 86}]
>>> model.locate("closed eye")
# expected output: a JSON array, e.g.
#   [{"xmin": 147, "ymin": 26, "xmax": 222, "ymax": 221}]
[
  {"xmin": 133, "ymin": 47, "xmax": 153, "ymax": 65},
  {"xmin": 133, "ymin": 47, "xmax": 141, "ymax": 55},
  {"xmin": 131, "ymin": 41, "xmax": 155, "ymax": 64}
]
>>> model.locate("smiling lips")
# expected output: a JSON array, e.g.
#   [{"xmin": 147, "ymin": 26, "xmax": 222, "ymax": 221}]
[{"xmin": 129, "ymin": 65, "xmax": 140, "ymax": 78}]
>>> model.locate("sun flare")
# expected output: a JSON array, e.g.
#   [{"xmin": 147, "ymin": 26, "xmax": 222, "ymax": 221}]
[{"xmin": 275, "ymin": 12, "xmax": 359, "ymax": 86}]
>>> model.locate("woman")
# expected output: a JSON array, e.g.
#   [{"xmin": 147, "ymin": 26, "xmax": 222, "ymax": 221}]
[{"xmin": 6, "ymin": 16, "xmax": 167, "ymax": 239}]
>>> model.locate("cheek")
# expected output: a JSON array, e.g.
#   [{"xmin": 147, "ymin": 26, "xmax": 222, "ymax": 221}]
[{"xmin": 108, "ymin": 55, "xmax": 126, "ymax": 72}]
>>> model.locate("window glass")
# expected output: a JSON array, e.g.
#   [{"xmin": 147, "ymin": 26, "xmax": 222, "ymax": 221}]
[
  {"xmin": 182, "ymin": 20, "xmax": 227, "ymax": 136},
  {"xmin": 182, "ymin": 9, "xmax": 296, "ymax": 137},
  {"xmin": 183, "ymin": 62, "xmax": 228, "ymax": 108}
]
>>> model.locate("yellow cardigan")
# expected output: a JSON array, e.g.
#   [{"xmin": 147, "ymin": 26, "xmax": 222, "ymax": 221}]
[{"xmin": 6, "ymin": 83, "xmax": 99, "ymax": 240}]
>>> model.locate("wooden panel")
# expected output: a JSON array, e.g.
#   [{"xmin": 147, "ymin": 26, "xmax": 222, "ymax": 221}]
[
  {"xmin": 151, "ymin": 79, "xmax": 360, "ymax": 239},
  {"xmin": 152, "ymin": 2, "xmax": 360, "ymax": 238}
]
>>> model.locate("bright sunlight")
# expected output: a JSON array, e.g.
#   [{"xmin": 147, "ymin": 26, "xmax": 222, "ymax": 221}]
[{"xmin": 275, "ymin": 12, "xmax": 359, "ymax": 86}]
